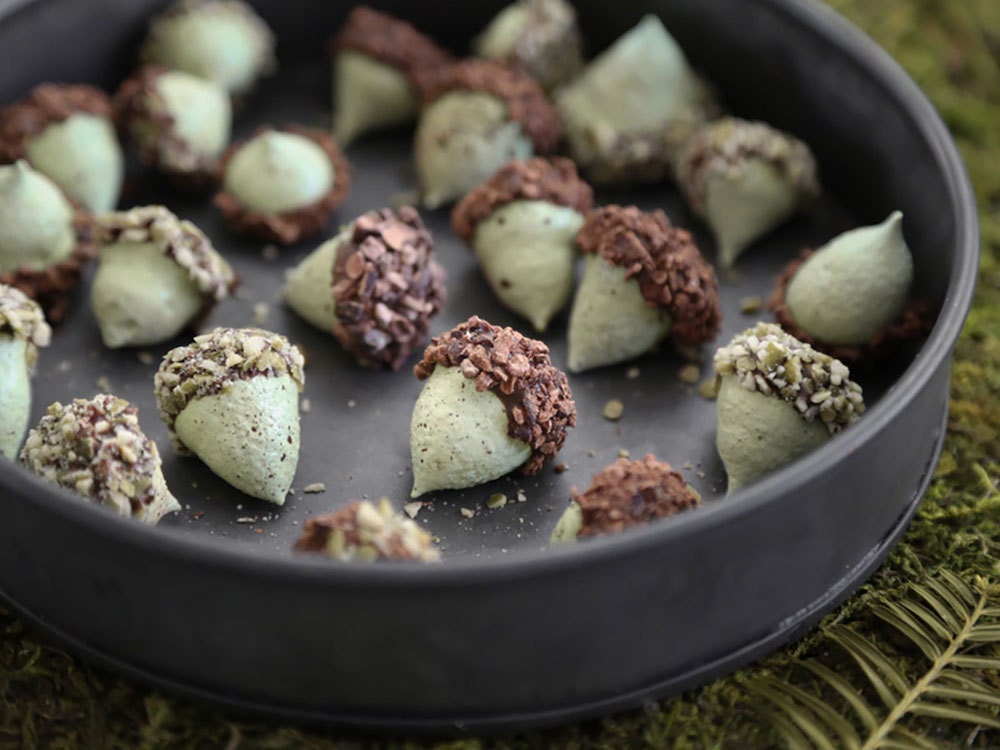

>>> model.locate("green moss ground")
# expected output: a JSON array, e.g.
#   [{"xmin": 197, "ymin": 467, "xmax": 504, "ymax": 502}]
[{"xmin": 3, "ymin": 1, "xmax": 999, "ymax": 747}]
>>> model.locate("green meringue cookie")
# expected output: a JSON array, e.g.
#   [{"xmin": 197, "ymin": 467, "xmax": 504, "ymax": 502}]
[
  {"xmin": 415, "ymin": 92, "xmax": 533, "ymax": 209},
  {"xmin": 91, "ymin": 243, "xmax": 202, "ymax": 348},
  {"xmin": 784, "ymin": 212, "xmax": 913, "ymax": 345},
  {"xmin": 20, "ymin": 394, "xmax": 180, "ymax": 525},
  {"xmin": 333, "ymin": 51, "xmax": 419, "ymax": 146},
  {"xmin": 0, "ymin": 336, "xmax": 31, "ymax": 459},
  {"xmin": 283, "ymin": 226, "xmax": 351, "ymax": 331},
  {"xmin": 410, "ymin": 364, "xmax": 531, "ymax": 498},
  {"xmin": 0, "ymin": 161, "xmax": 77, "ymax": 273},
  {"xmin": 567, "ymin": 254, "xmax": 671, "ymax": 373},
  {"xmin": 155, "ymin": 327, "xmax": 305, "ymax": 505},
  {"xmin": 554, "ymin": 14, "xmax": 713, "ymax": 182},
  {"xmin": 24, "ymin": 113, "xmax": 123, "ymax": 214},
  {"xmin": 223, "ymin": 130, "xmax": 334, "ymax": 214},
  {"xmin": 157, "ymin": 71, "xmax": 231, "ymax": 156},
  {"xmin": 473, "ymin": 200, "xmax": 583, "ymax": 331},
  {"xmin": 174, "ymin": 376, "xmax": 299, "ymax": 504},
  {"xmin": 713, "ymin": 322, "xmax": 865, "ymax": 493},
  {"xmin": 474, "ymin": 0, "xmax": 583, "ymax": 92},
  {"xmin": 550, "ymin": 501, "xmax": 583, "ymax": 544},
  {"xmin": 142, "ymin": 0, "xmax": 277, "ymax": 96}
]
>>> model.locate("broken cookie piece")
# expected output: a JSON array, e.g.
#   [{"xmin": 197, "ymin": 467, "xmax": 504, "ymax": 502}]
[
  {"xmin": 567, "ymin": 205, "xmax": 721, "ymax": 372},
  {"xmin": 0, "ymin": 160, "xmax": 95, "ymax": 323},
  {"xmin": 675, "ymin": 117, "xmax": 819, "ymax": 268},
  {"xmin": 215, "ymin": 125, "xmax": 352, "ymax": 244},
  {"xmin": 154, "ymin": 327, "xmax": 305, "ymax": 504},
  {"xmin": 284, "ymin": 206, "xmax": 446, "ymax": 370},
  {"xmin": 328, "ymin": 6, "xmax": 453, "ymax": 146},
  {"xmin": 412, "ymin": 59, "xmax": 561, "ymax": 209},
  {"xmin": 114, "ymin": 66, "xmax": 232, "ymax": 188},
  {"xmin": 20, "ymin": 394, "xmax": 180, "ymax": 524},
  {"xmin": 92, "ymin": 206, "xmax": 238, "ymax": 348},
  {"xmin": 294, "ymin": 498, "xmax": 441, "ymax": 562},
  {"xmin": 551, "ymin": 454, "xmax": 700, "ymax": 543},
  {"xmin": 0, "ymin": 285, "xmax": 51, "ymax": 459},
  {"xmin": 410, "ymin": 316, "xmax": 576, "ymax": 497},
  {"xmin": 452, "ymin": 157, "xmax": 593, "ymax": 331},
  {"xmin": 770, "ymin": 211, "xmax": 931, "ymax": 363},
  {"xmin": 473, "ymin": 0, "xmax": 583, "ymax": 92},
  {"xmin": 0, "ymin": 83, "xmax": 124, "ymax": 213},
  {"xmin": 713, "ymin": 322, "xmax": 865, "ymax": 492}
]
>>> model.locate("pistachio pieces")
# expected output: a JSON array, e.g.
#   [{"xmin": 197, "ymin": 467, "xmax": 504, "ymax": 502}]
[
  {"xmin": 555, "ymin": 14, "xmax": 718, "ymax": 185},
  {"xmin": 0, "ymin": 83, "xmax": 123, "ymax": 213},
  {"xmin": 452, "ymin": 157, "xmax": 593, "ymax": 331},
  {"xmin": 115, "ymin": 66, "xmax": 232, "ymax": 187},
  {"xmin": 412, "ymin": 59, "xmax": 560, "ymax": 209},
  {"xmin": 771, "ymin": 211, "xmax": 931, "ymax": 362},
  {"xmin": 20, "ymin": 394, "xmax": 180, "ymax": 525},
  {"xmin": 676, "ymin": 117, "xmax": 819, "ymax": 268},
  {"xmin": 154, "ymin": 327, "xmax": 305, "ymax": 504},
  {"xmin": 713, "ymin": 322, "xmax": 865, "ymax": 491},
  {"xmin": 551, "ymin": 454, "xmax": 700, "ymax": 543},
  {"xmin": 410, "ymin": 316, "xmax": 576, "ymax": 497},
  {"xmin": 328, "ymin": 6, "xmax": 453, "ymax": 146},
  {"xmin": 567, "ymin": 205, "xmax": 721, "ymax": 372},
  {"xmin": 92, "ymin": 206, "xmax": 238, "ymax": 348},
  {"xmin": 141, "ymin": 0, "xmax": 277, "ymax": 97},
  {"xmin": 215, "ymin": 126, "xmax": 353, "ymax": 244},
  {"xmin": 0, "ymin": 160, "xmax": 94, "ymax": 323},
  {"xmin": 294, "ymin": 498, "xmax": 441, "ymax": 563},
  {"xmin": 473, "ymin": 0, "xmax": 583, "ymax": 92},
  {"xmin": 285, "ymin": 206, "xmax": 446, "ymax": 370},
  {"xmin": 0, "ymin": 284, "xmax": 51, "ymax": 459}
]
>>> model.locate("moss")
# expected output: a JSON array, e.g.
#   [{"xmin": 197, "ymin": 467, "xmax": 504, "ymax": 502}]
[{"xmin": 3, "ymin": 1, "xmax": 1000, "ymax": 747}]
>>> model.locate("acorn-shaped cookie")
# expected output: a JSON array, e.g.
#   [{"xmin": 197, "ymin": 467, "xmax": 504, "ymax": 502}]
[
  {"xmin": 0, "ymin": 285, "xmax": 50, "ymax": 459},
  {"xmin": 0, "ymin": 160, "xmax": 94, "ymax": 323},
  {"xmin": 92, "ymin": 206, "xmax": 237, "ymax": 348},
  {"xmin": 215, "ymin": 125, "xmax": 353, "ymax": 244},
  {"xmin": 473, "ymin": 0, "xmax": 583, "ymax": 92},
  {"xmin": 770, "ymin": 212, "xmax": 930, "ymax": 362},
  {"xmin": 676, "ymin": 118, "xmax": 819, "ymax": 268},
  {"xmin": 284, "ymin": 206, "xmax": 446, "ymax": 370},
  {"xmin": 567, "ymin": 205, "xmax": 721, "ymax": 373},
  {"xmin": 412, "ymin": 59, "xmax": 561, "ymax": 209},
  {"xmin": 452, "ymin": 157, "xmax": 593, "ymax": 332},
  {"xmin": 155, "ymin": 327, "xmax": 305, "ymax": 504},
  {"xmin": 140, "ymin": 0, "xmax": 277, "ymax": 98},
  {"xmin": 551, "ymin": 454, "xmax": 700, "ymax": 544},
  {"xmin": 554, "ymin": 15, "xmax": 717, "ymax": 185},
  {"xmin": 0, "ymin": 83, "xmax": 124, "ymax": 213},
  {"xmin": 713, "ymin": 322, "xmax": 865, "ymax": 492},
  {"xmin": 294, "ymin": 499, "xmax": 441, "ymax": 563},
  {"xmin": 20, "ymin": 394, "xmax": 180, "ymax": 525},
  {"xmin": 328, "ymin": 7, "xmax": 453, "ymax": 146},
  {"xmin": 410, "ymin": 316, "xmax": 576, "ymax": 497},
  {"xmin": 114, "ymin": 66, "xmax": 232, "ymax": 188}
]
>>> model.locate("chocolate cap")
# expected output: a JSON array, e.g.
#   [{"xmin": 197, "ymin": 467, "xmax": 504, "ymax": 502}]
[
  {"xmin": 0, "ymin": 84, "xmax": 113, "ymax": 164},
  {"xmin": 414, "ymin": 315, "xmax": 576, "ymax": 474},
  {"xmin": 328, "ymin": 6, "xmax": 453, "ymax": 78},
  {"xmin": 412, "ymin": 59, "xmax": 561, "ymax": 154},
  {"xmin": 451, "ymin": 157, "xmax": 593, "ymax": 242},
  {"xmin": 576, "ymin": 205, "xmax": 721, "ymax": 345},
  {"xmin": 0, "ymin": 283, "xmax": 51, "ymax": 371}
]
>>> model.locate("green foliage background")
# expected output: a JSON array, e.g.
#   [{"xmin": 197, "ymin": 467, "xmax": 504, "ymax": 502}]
[{"xmin": 2, "ymin": 0, "xmax": 999, "ymax": 747}]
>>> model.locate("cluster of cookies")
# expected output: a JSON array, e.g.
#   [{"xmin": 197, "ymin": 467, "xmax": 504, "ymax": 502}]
[{"xmin": 0, "ymin": 1, "xmax": 930, "ymax": 562}]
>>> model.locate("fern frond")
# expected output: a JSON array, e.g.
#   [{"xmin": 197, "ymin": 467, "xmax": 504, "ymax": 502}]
[{"xmin": 753, "ymin": 570, "xmax": 1000, "ymax": 749}]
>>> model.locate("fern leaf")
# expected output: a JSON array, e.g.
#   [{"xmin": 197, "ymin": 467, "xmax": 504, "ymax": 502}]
[
  {"xmin": 937, "ymin": 569, "xmax": 976, "ymax": 605},
  {"xmin": 964, "ymin": 625, "xmax": 1000, "ymax": 641},
  {"xmin": 924, "ymin": 574, "xmax": 972, "ymax": 619},
  {"xmin": 886, "ymin": 726, "xmax": 939, "ymax": 749},
  {"xmin": 763, "ymin": 708, "xmax": 815, "ymax": 750},
  {"xmin": 870, "ymin": 603, "xmax": 942, "ymax": 661},
  {"xmin": 898, "ymin": 599, "xmax": 955, "ymax": 641},
  {"xmin": 949, "ymin": 655, "xmax": 1000, "ymax": 670},
  {"xmin": 937, "ymin": 670, "xmax": 1000, "ymax": 694},
  {"xmin": 828, "ymin": 626, "xmax": 907, "ymax": 706},
  {"xmin": 910, "ymin": 583, "xmax": 964, "ymax": 630},
  {"xmin": 801, "ymin": 661, "xmax": 879, "ymax": 732},
  {"xmin": 754, "ymin": 676, "xmax": 861, "ymax": 748},
  {"xmin": 909, "ymin": 701, "xmax": 1000, "ymax": 728},
  {"xmin": 925, "ymin": 684, "xmax": 1000, "ymax": 706}
]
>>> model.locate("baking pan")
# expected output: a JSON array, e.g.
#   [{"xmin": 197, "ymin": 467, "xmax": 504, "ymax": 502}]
[{"xmin": 0, "ymin": 0, "xmax": 978, "ymax": 732}]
